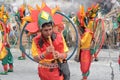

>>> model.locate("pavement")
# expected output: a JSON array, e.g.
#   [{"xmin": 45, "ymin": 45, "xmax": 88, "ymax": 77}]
[
  {"xmin": 0, "ymin": 0, "xmax": 120, "ymax": 80},
  {"xmin": 0, "ymin": 48, "xmax": 120, "ymax": 80}
]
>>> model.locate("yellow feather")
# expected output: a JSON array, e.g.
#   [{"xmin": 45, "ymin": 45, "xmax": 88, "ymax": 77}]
[
  {"xmin": 36, "ymin": 4, "xmax": 41, "ymax": 11},
  {"xmin": 22, "ymin": 16, "xmax": 33, "ymax": 22},
  {"xmin": 28, "ymin": 5, "xmax": 34, "ymax": 13},
  {"xmin": 51, "ymin": 5, "xmax": 60, "ymax": 15},
  {"xmin": 1, "ymin": 5, "xmax": 4, "ymax": 12},
  {"xmin": 41, "ymin": 1, "xmax": 46, "ymax": 9}
]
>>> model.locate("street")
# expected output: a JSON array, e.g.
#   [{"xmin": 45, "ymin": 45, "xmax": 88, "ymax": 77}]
[
  {"xmin": 0, "ymin": 49, "xmax": 120, "ymax": 80},
  {"xmin": 0, "ymin": 0, "xmax": 120, "ymax": 80}
]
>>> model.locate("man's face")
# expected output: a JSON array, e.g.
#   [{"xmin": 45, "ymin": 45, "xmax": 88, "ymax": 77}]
[{"xmin": 41, "ymin": 25, "xmax": 53, "ymax": 39}]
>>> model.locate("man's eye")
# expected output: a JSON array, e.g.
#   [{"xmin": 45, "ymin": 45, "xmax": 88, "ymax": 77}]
[
  {"xmin": 45, "ymin": 30, "xmax": 48, "ymax": 31},
  {"xmin": 49, "ymin": 29, "xmax": 52, "ymax": 31}
]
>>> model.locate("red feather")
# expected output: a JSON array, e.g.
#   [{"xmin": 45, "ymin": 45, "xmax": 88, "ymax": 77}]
[
  {"xmin": 25, "ymin": 22, "xmax": 39, "ymax": 33},
  {"xmin": 31, "ymin": 10, "xmax": 40, "ymax": 22},
  {"xmin": 53, "ymin": 14, "xmax": 63, "ymax": 25}
]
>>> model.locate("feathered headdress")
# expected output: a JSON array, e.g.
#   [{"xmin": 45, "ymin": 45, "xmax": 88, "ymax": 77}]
[{"xmin": 23, "ymin": 1, "xmax": 62, "ymax": 33}]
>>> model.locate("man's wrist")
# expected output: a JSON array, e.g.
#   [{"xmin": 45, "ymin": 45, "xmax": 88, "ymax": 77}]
[
  {"xmin": 39, "ymin": 54, "xmax": 45, "ymax": 59},
  {"xmin": 39, "ymin": 51, "xmax": 46, "ymax": 60}
]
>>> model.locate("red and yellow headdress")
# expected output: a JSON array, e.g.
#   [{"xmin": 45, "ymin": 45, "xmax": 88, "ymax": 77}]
[
  {"xmin": 23, "ymin": 1, "xmax": 62, "ymax": 33},
  {"xmin": 77, "ymin": 5, "xmax": 86, "ymax": 27}
]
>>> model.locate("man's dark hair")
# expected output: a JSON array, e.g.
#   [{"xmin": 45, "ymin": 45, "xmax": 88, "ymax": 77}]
[{"xmin": 41, "ymin": 22, "xmax": 53, "ymax": 28}]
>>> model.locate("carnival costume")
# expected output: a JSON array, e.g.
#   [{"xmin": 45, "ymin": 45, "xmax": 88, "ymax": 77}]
[
  {"xmin": 86, "ymin": 4, "xmax": 101, "ymax": 61},
  {"xmin": 32, "ymin": 11, "xmax": 69, "ymax": 80},
  {"xmin": 0, "ymin": 5, "xmax": 13, "ymax": 75},
  {"xmin": 16, "ymin": 4, "xmax": 26, "ymax": 60},
  {"xmin": 21, "ymin": 2, "xmax": 70, "ymax": 80},
  {"xmin": 76, "ymin": 4, "xmax": 101, "ymax": 80},
  {"xmin": 75, "ymin": 5, "xmax": 92, "ymax": 80}
]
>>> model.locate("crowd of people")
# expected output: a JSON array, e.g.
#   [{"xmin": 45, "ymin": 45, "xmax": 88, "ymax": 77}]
[{"xmin": 0, "ymin": 0, "xmax": 120, "ymax": 80}]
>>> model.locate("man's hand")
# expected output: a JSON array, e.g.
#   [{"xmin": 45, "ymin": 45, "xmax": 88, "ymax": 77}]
[
  {"xmin": 53, "ymin": 51, "xmax": 60, "ymax": 59},
  {"xmin": 46, "ymin": 46, "xmax": 54, "ymax": 54},
  {"xmin": 53, "ymin": 51, "xmax": 67, "ymax": 59}
]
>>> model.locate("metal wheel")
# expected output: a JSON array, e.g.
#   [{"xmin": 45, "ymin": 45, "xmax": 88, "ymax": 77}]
[{"xmin": 20, "ymin": 12, "xmax": 79, "ymax": 62}]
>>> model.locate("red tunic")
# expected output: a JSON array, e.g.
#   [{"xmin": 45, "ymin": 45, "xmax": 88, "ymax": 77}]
[
  {"xmin": 79, "ymin": 29, "xmax": 93, "ymax": 77},
  {"xmin": 32, "ymin": 32, "xmax": 65, "ymax": 80}
]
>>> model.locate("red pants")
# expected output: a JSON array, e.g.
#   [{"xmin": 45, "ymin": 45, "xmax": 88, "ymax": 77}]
[
  {"xmin": 38, "ymin": 67, "xmax": 63, "ymax": 80},
  {"xmin": 80, "ymin": 50, "xmax": 92, "ymax": 74}
]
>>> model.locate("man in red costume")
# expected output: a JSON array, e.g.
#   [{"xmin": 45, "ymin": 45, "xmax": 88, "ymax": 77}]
[
  {"xmin": 79, "ymin": 27, "xmax": 93, "ymax": 80},
  {"xmin": 77, "ymin": 5, "xmax": 93, "ymax": 80},
  {"xmin": 31, "ymin": 11, "xmax": 70, "ymax": 80}
]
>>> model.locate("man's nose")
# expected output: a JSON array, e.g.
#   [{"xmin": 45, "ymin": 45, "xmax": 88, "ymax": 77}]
[{"xmin": 47, "ymin": 30, "xmax": 51, "ymax": 35}]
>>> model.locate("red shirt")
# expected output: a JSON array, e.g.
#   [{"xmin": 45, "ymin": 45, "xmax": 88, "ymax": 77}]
[{"xmin": 32, "ymin": 32, "xmax": 64, "ymax": 60}]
